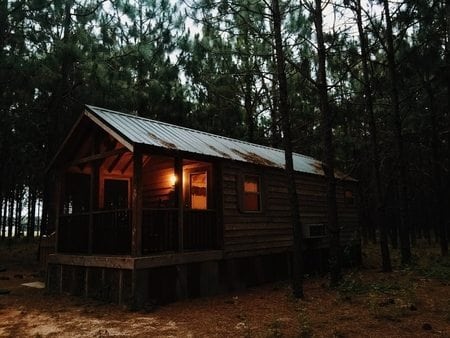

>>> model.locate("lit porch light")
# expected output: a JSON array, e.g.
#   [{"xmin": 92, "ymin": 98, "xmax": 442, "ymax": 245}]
[{"xmin": 170, "ymin": 174, "xmax": 178, "ymax": 186}]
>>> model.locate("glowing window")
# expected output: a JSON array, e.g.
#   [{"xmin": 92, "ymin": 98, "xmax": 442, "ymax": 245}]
[
  {"xmin": 190, "ymin": 172, "xmax": 207, "ymax": 209},
  {"xmin": 243, "ymin": 175, "xmax": 261, "ymax": 211},
  {"xmin": 344, "ymin": 190, "xmax": 354, "ymax": 205}
]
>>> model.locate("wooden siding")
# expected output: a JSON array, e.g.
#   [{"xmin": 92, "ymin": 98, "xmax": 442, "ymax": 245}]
[
  {"xmin": 222, "ymin": 162, "xmax": 292, "ymax": 258},
  {"xmin": 297, "ymin": 174, "xmax": 360, "ymax": 248},
  {"xmin": 222, "ymin": 162, "xmax": 359, "ymax": 258},
  {"xmin": 142, "ymin": 156, "xmax": 175, "ymax": 208}
]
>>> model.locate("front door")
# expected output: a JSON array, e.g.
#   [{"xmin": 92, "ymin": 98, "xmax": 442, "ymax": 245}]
[{"xmin": 104, "ymin": 179, "xmax": 129, "ymax": 209}]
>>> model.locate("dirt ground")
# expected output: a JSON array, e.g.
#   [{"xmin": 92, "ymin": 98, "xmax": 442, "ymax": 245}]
[{"xmin": 0, "ymin": 240, "xmax": 449, "ymax": 337}]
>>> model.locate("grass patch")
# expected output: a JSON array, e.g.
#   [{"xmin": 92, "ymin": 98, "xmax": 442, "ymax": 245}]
[
  {"xmin": 336, "ymin": 266, "xmax": 418, "ymax": 323},
  {"xmin": 0, "ymin": 238, "xmax": 39, "ymax": 264},
  {"xmin": 296, "ymin": 305, "xmax": 313, "ymax": 338},
  {"xmin": 362, "ymin": 241, "xmax": 450, "ymax": 283},
  {"xmin": 266, "ymin": 319, "xmax": 283, "ymax": 337},
  {"xmin": 417, "ymin": 255, "xmax": 450, "ymax": 284},
  {"xmin": 337, "ymin": 272, "xmax": 403, "ymax": 297}
]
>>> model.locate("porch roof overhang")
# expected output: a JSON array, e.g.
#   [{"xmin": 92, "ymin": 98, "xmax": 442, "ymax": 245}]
[{"xmin": 48, "ymin": 104, "xmax": 356, "ymax": 181}]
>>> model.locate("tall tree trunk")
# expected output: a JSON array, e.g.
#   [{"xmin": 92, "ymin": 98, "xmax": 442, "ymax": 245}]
[
  {"xmin": 0, "ymin": 196, "xmax": 3, "ymax": 240},
  {"xmin": 270, "ymin": 51, "xmax": 281, "ymax": 147},
  {"xmin": 1, "ymin": 197, "xmax": 7, "ymax": 239},
  {"xmin": 424, "ymin": 81, "xmax": 447, "ymax": 255},
  {"xmin": 243, "ymin": 25, "xmax": 255, "ymax": 142},
  {"xmin": 244, "ymin": 87, "xmax": 255, "ymax": 143},
  {"xmin": 136, "ymin": 0, "xmax": 146, "ymax": 117},
  {"xmin": 36, "ymin": 199, "xmax": 42, "ymax": 238},
  {"xmin": 15, "ymin": 187, "xmax": 22, "ymax": 237},
  {"xmin": 244, "ymin": 73, "xmax": 255, "ymax": 142},
  {"xmin": 382, "ymin": 0, "xmax": 411, "ymax": 265},
  {"xmin": 7, "ymin": 195, "xmax": 13, "ymax": 238},
  {"xmin": 272, "ymin": 0, "xmax": 304, "ymax": 298},
  {"xmin": 27, "ymin": 188, "xmax": 37, "ymax": 239},
  {"xmin": 313, "ymin": 0, "xmax": 341, "ymax": 285},
  {"xmin": 445, "ymin": 0, "xmax": 450, "ymax": 252},
  {"xmin": 41, "ymin": 0, "xmax": 74, "ymax": 236},
  {"xmin": 354, "ymin": 0, "xmax": 391, "ymax": 271}
]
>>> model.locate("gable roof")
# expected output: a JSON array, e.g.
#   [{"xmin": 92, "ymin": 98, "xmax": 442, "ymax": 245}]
[{"xmin": 54, "ymin": 104, "xmax": 354, "ymax": 180}]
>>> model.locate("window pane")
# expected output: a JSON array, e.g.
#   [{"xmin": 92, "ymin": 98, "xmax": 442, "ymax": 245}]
[
  {"xmin": 244, "ymin": 176, "xmax": 259, "ymax": 193},
  {"xmin": 344, "ymin": 190, "xmax": 354, "ymax": 205},
  {"xmin": 191, "ymin": 172, "xmax": 207, "ymax": 209},
  {"xmin": 243, "ymin": 176, "xmax": 260, "ymax": 211},
  {"xmin": 244, "ymin": 181, "xmax": 258, "ymax": 193},
  {"xmin": 244, "ymin": 193, "xmax": 260, "ymax": 211}
]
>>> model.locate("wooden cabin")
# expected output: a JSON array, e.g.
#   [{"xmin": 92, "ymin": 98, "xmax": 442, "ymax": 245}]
[{"xmin": 46, "ymin": 105, "xmax": 360, "ymax": 306}]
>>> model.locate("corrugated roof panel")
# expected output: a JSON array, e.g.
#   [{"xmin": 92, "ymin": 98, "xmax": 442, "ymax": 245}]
[{"xmin": 86, "ymin": 105, "xmax": 351, "ymax": 179}]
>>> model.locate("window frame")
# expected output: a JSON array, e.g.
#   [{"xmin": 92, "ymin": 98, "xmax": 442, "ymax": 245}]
[
  {"xmin": 344, "ymin": 189, "xmax": 354, "ymax": 206},
  {"xmin": 240, "ymin": 174, "xmax": 263, "ymax": 213},
  {"xmin": 101, "ymin": 176, "xmax": 131, "ymax": 210},
  {"xmin": 189, "ymin": 170, "xmax": 208, "ymax": 210}
]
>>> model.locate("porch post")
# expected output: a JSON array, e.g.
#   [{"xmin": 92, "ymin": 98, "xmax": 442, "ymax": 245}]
[
  {"xmin": 214, "ymin": 161, "xmax": 224, "ymax": 249},
  {"xmin": 88, "ymin": 161, "xmax": 100, "ymax": 254},
  {"xmin": 131, "ymin": 147, "xmax": 143, "ymax": 256},
  {"xmin": 53, "ymin": 169, "xmax": 63, "ymax": 253},
  {"xmin": 175, "ymin": 156, "xmax": 184, "ymax": 252}
]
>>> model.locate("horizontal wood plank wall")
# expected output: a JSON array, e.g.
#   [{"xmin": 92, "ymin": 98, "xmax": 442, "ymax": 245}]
[
  {"xmin": 142, "ymin": 157, "xmax": 175, "ymax": 208},
  {"xmin": 296, "ymin": 175, "xmax": 360, "ymax": 248},
  {"xmin": 222, "ymin": 162, "xmax": 360, "ymax": 257},
  {"xmin": 222, "ymin": 162, "xmax": 292, "ymax": 258}
]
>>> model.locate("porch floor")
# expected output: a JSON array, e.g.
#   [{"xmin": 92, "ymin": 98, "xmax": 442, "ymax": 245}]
[{"xmin": 47, "ymin": 250, "xmax": 224, "ymax": 270}]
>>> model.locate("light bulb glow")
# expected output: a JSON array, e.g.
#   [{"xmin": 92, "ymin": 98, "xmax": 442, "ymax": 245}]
[{"xmin": 170, "ymin": 174, "xmax": 177, "ymax": 186}]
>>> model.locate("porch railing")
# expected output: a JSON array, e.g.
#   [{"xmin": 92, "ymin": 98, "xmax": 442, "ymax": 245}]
[
  {"xmin": 58, "ymin": 210, "xmax": 132, "ymax": 254},
  {"xmin": 58, "ymin": 208, "xmax": 218, "ymax": 255},
  {"xmin": 58, "ymin": 213, "xmax": 90, "ymax": 253},
  {"xmin": 184, "ymin": 209, "xmax": 217, "ymax": 250},
  {"xmin": 92, "ymin": 209, "xmax": 131, "ymax": 254},
  {"xmin": 142, "ymin": 208, "xmax": 178, "ymax": 254}
]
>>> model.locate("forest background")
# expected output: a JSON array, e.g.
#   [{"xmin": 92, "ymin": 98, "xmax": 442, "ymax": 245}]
[{"xmin": 0, "ymin": 0, "xmax": 448, "ymax": 275}]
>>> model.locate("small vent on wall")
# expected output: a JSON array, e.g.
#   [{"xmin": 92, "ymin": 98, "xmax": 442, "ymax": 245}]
[{"xmin": 303, "ymin": 223, "xmax": 327, "ymax": 238}]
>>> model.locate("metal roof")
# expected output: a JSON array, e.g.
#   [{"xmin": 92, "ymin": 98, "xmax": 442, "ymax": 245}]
[{"xmin": 85, "ymin": 105, "xmax": 352, "ymax": 179}]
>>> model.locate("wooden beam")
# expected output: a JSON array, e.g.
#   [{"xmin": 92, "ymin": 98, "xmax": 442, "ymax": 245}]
[
  {"xmin": 88, "ymin": 134, "xmax": 100, "ymax": 255},
  {"xmin": 84, "ymin": 267, "xmax": 89, "ymax": 298},
  {"xmin": 175, "ymin": 157, "xmax": 184, "ymax": 252},
  {"xmin": 107, "ymin": 152, "xmax": 124, "ymax": 173},
  {"xmin": 134, "ymin": 250, "xmax": 224, "ymax": 269},
  {"xmin": 47, "ymin": 254, "xmax": 134, "ymax": 269},
  {"xmin": 121, "ymin": 156, "xmax": 133, "ymax": 174},
  {"xmin": 88, "ymin": 161, "xmax": 99, "ymax": 254},
  {"xmin": 118, "ymin": 270, "xmax": 123, "ymax": 304},
  {"xmin": 131, "ymin": 148, "xmax": 143, "ymax": 257},
  {"xmin": 71, "ymin": 147, "xmax": 128, "ymax": 166},
  {"xmin": 47, "ymin": 250, "xmax": 224, "ymax": 270},
  {"xmin": 142, "ymin": 154, "xmax": 151, "ymax": 168},
  {"xmin": 214, "ymin": 161, "xmax": 224, "ymax": 249},
  {"xmin": 54, "ymin": 171, "xmax": 63, "ymax": 253},
  {"xmin": 85, "ymin": 110, "xmax": 134, "ymax": 151}
]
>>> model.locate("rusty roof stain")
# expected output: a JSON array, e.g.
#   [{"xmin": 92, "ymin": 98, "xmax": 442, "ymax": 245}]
[
  {"xmin": 207, "ymin": 144, "xmax": 232, "ymax": 159},
  {"xmin": 230, "ymin": 148, "xmax": 279, "ymax": 167},
  {"xmin": 85, "ymin": 105, "xmax": 356, "ymax": 180},
  {"xmin": 311, "ymin": 161, "xmax": 325, "ymax": 175},
  {"xmin": 147, "ymin": 132, "xmax": 177, "ymax": 150}
]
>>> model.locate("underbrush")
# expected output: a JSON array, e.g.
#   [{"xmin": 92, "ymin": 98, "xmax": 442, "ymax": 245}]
[
  {"xmin": 335, "ymin": 241, "xmax": 450, "ymax": 322},
  {"xmin": 0, "ymin": 238, "xmax": 40, "ymax": 265},
  {"xmin": 417, "ymin": 254, "xmax": 450, "ymax": 284}
]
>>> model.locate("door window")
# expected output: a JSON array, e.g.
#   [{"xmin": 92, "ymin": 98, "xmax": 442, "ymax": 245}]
[{"xmin": 190, "ymin": 172, "xmax": 207, "ymax": 209}]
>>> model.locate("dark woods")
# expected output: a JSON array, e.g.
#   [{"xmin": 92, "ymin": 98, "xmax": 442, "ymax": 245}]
[{"xmin": 0, "ymin": 0, "xmax": 449, "ymax": 276}]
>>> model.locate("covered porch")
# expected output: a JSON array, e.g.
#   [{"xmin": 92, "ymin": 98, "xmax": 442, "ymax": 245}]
[{"xmin": 54, "ymin": 122, "xmax": 222, "ymax": 257}]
